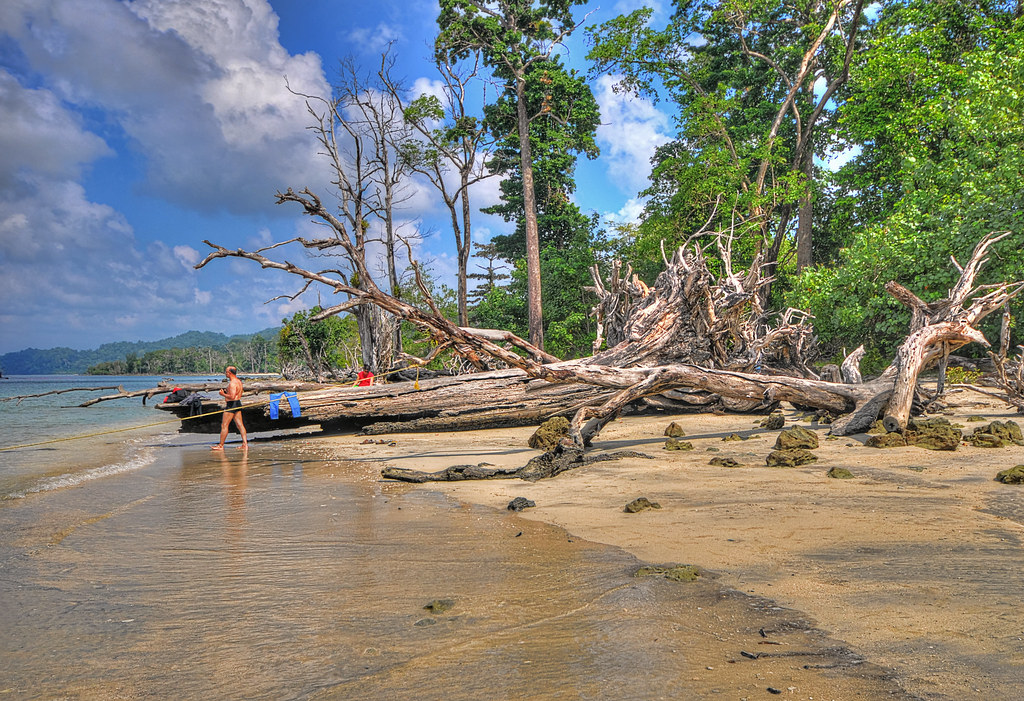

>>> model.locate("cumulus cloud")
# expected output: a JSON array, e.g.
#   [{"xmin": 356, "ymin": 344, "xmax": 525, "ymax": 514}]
[
  {"xmin": 0, "ymin": 0, "xmax": 342, "ymax": 350},
  {"xmin": 0, "ymin": 70, "xmax": 112, "ymax": 188},
  {"xmin": 0, "ymin": 173, "xmax": 214, "ymax": 349},
  {"xmin": 593, "ymin": 74, "xmax": 672, "ymax": 195},
  {"xmin": 0, "ymin": 0, "xmax": 332, "ymax": 215},
  {"xmin": 346, "ymin": 22, "xmax": 404, "ymax": 56},
  {"xmin": 603, "ymin": 197, "xmax": 646, "ymax": 227}
]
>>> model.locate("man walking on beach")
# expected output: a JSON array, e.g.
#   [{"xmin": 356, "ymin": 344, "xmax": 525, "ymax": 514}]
[{"xmin": 212, "ymin": 366, "xmax": 248, "ymax": 451}]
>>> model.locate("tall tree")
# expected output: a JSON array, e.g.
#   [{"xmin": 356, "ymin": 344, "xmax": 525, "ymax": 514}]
[
  {"xmin": 381, "ymin": 51, "xmax": 496, "ymax": 327},
  {"xmin": 286, "ymin": 56, "xmax": 424, "ymax": 373},
  {"xmin": 790, "ymin": 0, "xmax": 1024, "ymax": 355},
  {"xmin": 436, "ymin": 0, "xmax": 592, "ymax": 349},
  {"xmin": 467, "ymin": 241, "xmax": 511, "ymax": 305},
  {"xmin": 588, "ymin": 0, "xmax": 867, "ymax": 279}
]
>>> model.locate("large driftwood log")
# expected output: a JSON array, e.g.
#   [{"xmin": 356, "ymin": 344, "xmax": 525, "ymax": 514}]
[{"xmin": 193, "ymin": 229, "xmax": 1021, "ymax": 447}]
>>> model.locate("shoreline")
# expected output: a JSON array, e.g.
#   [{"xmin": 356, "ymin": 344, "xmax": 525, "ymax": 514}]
[{"xmin": 328, "ymin": 388, "xmax": 1024, "ymax": 699}]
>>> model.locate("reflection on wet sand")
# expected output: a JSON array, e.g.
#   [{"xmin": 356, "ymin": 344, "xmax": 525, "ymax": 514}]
[{"xmin": 0, "ymin": 442, "xmax": 912, "ymax": 699}]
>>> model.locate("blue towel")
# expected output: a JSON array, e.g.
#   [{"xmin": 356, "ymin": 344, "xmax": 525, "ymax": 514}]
[{"xmin": 269, "ymin": 391, "xmax": 301, "ymax": 419}]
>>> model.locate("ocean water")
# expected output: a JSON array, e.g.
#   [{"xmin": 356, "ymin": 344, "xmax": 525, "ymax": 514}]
[
  {"xmin": 0, "ymin": 374, "xmax": 219, "ymax": 499},
  {"xmin": 0, "ymin": 376, "xmax": 911, "ymax": 699}
]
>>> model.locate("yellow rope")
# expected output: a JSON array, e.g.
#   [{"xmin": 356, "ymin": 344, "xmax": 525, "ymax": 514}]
[{"xmin": 0, "ymin": 364, "xmax": 425, "ymax": 452}]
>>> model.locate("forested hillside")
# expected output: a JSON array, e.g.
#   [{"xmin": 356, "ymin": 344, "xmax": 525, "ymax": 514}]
[{"xmin": 0, "ymin": 328, "xmax": 280, "ymax": 375}]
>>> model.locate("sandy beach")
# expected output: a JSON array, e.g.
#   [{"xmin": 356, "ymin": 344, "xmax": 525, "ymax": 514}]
[{"xmin": 334, "ymin": 387, "xmax": 1024, "ymax": 700}]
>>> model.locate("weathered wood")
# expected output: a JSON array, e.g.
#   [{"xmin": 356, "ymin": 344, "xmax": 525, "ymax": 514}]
[
  {"xmin": 840, "ymin": 345, "xmax": 865, "ymax": 384},
  {"xmin": 190, "ymin": 232, "xmax": 1021, "ymax": 448}
]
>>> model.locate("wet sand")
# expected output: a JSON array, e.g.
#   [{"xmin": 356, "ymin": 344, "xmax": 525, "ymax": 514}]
[
  {"xmin": 0, "ymin": 436, "xmax": 907, "ymax": 700},
  {"xmin": 336, "ymin": 388, "xmax": 1024, "ymax": 700}
]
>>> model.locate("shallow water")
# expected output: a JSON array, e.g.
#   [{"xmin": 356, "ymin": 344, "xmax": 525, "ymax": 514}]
[{"xmin": 0, "ymin": 439, "xmax": 911, "ymax": 700}]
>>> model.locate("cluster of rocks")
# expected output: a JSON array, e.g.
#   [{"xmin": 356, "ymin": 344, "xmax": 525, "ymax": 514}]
[
  {"xmin": 766, "ymin": 426, "xmax": 819, "ymax": 467},
  {"xmin": 864, "ymin": 417, "xmax": 1023, "ymax": 451}
]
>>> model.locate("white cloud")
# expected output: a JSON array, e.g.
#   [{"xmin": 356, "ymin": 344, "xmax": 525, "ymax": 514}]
[
  {"xmin": 603, "ymin": 197, "xmax": 646, "ymax": 227},
  {"xmin": 173, "ymin": 245, "xmax": 201, "ymax": 267},
  {"xmin": 0, "ymin": 70, "xmax": 112, "ymax": 188},
  {"xmin": 346, "ymin": 22, "xmax": 403, "ymax": 55},
  {"xmin": 408, "ymin": 77, "xmax": 447, "ymax": 106},
  {"xmin": 1, "ymin": 0, "xmax": 332, "ymax": 214},
  {"xmin": 593, "ymin": 74, "xmax": 672, "ymax": 194}
]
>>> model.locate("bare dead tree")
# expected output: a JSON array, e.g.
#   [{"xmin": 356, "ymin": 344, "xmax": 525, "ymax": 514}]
[
  {"xmin": 196, "ymin": 228, "xmax": 1021, "ymax": 449},
  {"xmin": 380, "ymin": 49, "xmax": 497, "ymax": 327}
]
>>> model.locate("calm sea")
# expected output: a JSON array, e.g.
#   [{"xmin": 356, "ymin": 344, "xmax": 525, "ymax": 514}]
[
  {"xmin": 0, "ymin": 374, "xmax": 220, "ymax": 499},
  {"xmin": 0, "ymin": 375, "xmax": 910, "ymax": 699}
]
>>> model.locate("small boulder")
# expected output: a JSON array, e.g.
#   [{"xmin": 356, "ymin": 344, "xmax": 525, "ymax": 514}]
[
  {"xmin": 528, "ymin": 416, "xmax": 570, "ymax": 451},
  {"xmin": 766, "ymin": 449, "xmax": 818, "ymax": 467},
  {"xmin": 866, "ymin": 433, "xmax": 908, "ymax": 448},
  {"xmin": 966, "ymin": 415, "xmax": 987, "ymax": 423},
  {"xmin": 507, "ymin": 497, "xmax": 536, "ymax": 512},
  {"xmin": 634, "ymin": 564, "xmax": 700, "ymax": 582},
  {"xmin": 723, "ymin": 433, "xmax": 746, "ymax": 442},
  {"xmin": 995, "ymin": 465, "xmax": 1024, "ymax": 484},
  {"xmin": 624, "ymin": 497, "xmax": 661, "ymax": 513},
  {"xmin": 664, "ymin": 438, "xmax": 694, "ymax": 451},
  {"xmin": 968, "ymin": 420, "xmax": 1024, "ymax": 448},
  {"xmin": 710, "ymin": 457, "xmax": 742, "ymax": 467},
  {"xmin": 423, "ymin": 598, "xmax": 456, "ymax": 613},
  {"xmin": 760, "ymin": 413, "xmax": 785, "ymax": 430},
  {"xmin": 907, "ymin": 418, "xmax": 962, "ymax": 451},
  {"xmin": 774, "ymin": 426, "xmax": 819, "ymax": 450},
  {"xmin": 664, "ymin": 421, "xmax": 686, "ymax": 438},
  {"xmin": 827, "ymin": 466, "xmax": 854, "ymax": 479},
  {"xmin": 866, "ymin": 420, "xmax": 887, "ymax": 435},
  {"xmin": 970, "ymin": 433, "xmax": 1007, "ymax": 449}
]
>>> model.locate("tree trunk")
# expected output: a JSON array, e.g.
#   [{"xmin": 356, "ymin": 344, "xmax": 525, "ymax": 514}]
[
  {"xmin": 796, "ymin": 132, "xmax": 814, "ymax": 271},
  {"xmin": 516, "ymin": 75, "xmax": 544, "ymax": 350}
]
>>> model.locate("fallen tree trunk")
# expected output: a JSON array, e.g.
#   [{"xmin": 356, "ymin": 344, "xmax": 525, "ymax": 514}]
[{"xmin": 193, "ymin": 229, "xmax": 1021, "ymax": 448}]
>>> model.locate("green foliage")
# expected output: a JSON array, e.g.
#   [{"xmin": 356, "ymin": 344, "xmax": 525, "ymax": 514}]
[
  {"xmin": 484, "ymin": 56, "xmax": 601, "ymax": 255},
  {"xmin": 85, "ymin": 333, "xmax": 278, "ymax": 375},
  {"xmin": 946, "ymin": 366, "xmax": 983, "ymax": 385},
  {"xmin": 791, "ymin": 2, "xmax": 1024, "ymax": 356},
  {"xmin": 472, "ymin": 229, "xmax": 605, "ymax": 360},
  {"xmin": 586, "ymin": 0, "xmax": 861, "ymax": 271},
  {"xmin": 278, "ymin": 308, "xmax": 360, "ymax": 373}
]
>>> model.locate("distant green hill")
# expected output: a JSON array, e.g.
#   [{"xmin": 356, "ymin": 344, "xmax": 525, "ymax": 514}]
[{"xmin": 0, "ymin": 327, "xmax": 281, "ymax": 375}]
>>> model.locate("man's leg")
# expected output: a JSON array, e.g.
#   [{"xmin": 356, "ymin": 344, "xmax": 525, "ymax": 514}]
[
  {"xmin": 233, "ymin": 412, "xmax": 248, "ymax": 450},
  {"xmin": 212, "ymin": 411, "xmax": 233, "ymax": 450}
]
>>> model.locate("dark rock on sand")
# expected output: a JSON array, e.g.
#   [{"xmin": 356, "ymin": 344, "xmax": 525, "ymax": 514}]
[
  {"xmin": 827, "ymin": 466, "xmax": 854, "ymax": 479},
  {"xmin": 968, "ymin": 420, "xmax": 1024, "ymax": 448},
  {"xmin": 634, "ymin": 564, "xmax": 700, "ymax": 582},
  {"xmin": 424, "ymin": 599, "xmax": 456, "ymax": 613},
  {"xmin": 710, "ymin": 457, "xmax": 742, "ymax": 467},
  {"xmin": 507, "ymin": 497, "xmax": 536, "ymax": 511},
  {"xmin": 907, "ymin": 417, "xmax": 962, "ymax": 451},
  {"xmin": 664, "ymin": 421, "xmax": 686, "ymax": 437},
  {"xmin": 760, "ymin": 412, "xmax": 785, "ymax": 430},
  {"xmin": 866, "ymin": 433, "xmax": 908, "ymax": 448},
  {"xmin": 723, "ymin": 433, "xmax": 746, "ymax": 442},
  {"xmin": 624, "ymin": 497, "xmax": 661, "ymax": 513},
  {"xmin": 866, "ymin": 418, "xmax": 962, "ymax": 450},
  {"xmin": 664, "ymin": 438, "xmax": 694, "ymax": 451},
  {"xmin": 995, "ymin": 465, "xmax": 1024, "ymax": 484},
  {"xmin": 528, "ymin": 416, "xmax": 570, "ymax": 451},
  {"xmin": 766, "ymin": 449, "xmax": 818, "ymax": 467},
  {"xmin": 774, "ymin": 426, "xmax": 819, "ymax": 450}
]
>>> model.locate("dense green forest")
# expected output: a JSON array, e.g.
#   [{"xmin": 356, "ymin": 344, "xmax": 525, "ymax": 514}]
[
  {"xmin": 0, "ymin": 329, "xmax": 280, "ymax": 375},
  {"xmin": 465, "ymin": 0, "xmax": 1023, "ymax": 369},
  {"xmin": 49, "ymin": 0, "xmax": 1021, "ymax": 382}
]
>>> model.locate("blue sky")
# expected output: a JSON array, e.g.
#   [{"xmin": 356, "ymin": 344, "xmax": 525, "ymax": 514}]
[{"xmin": 0, "ymin": 0, "xmax": 675, "ymax": 354}]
